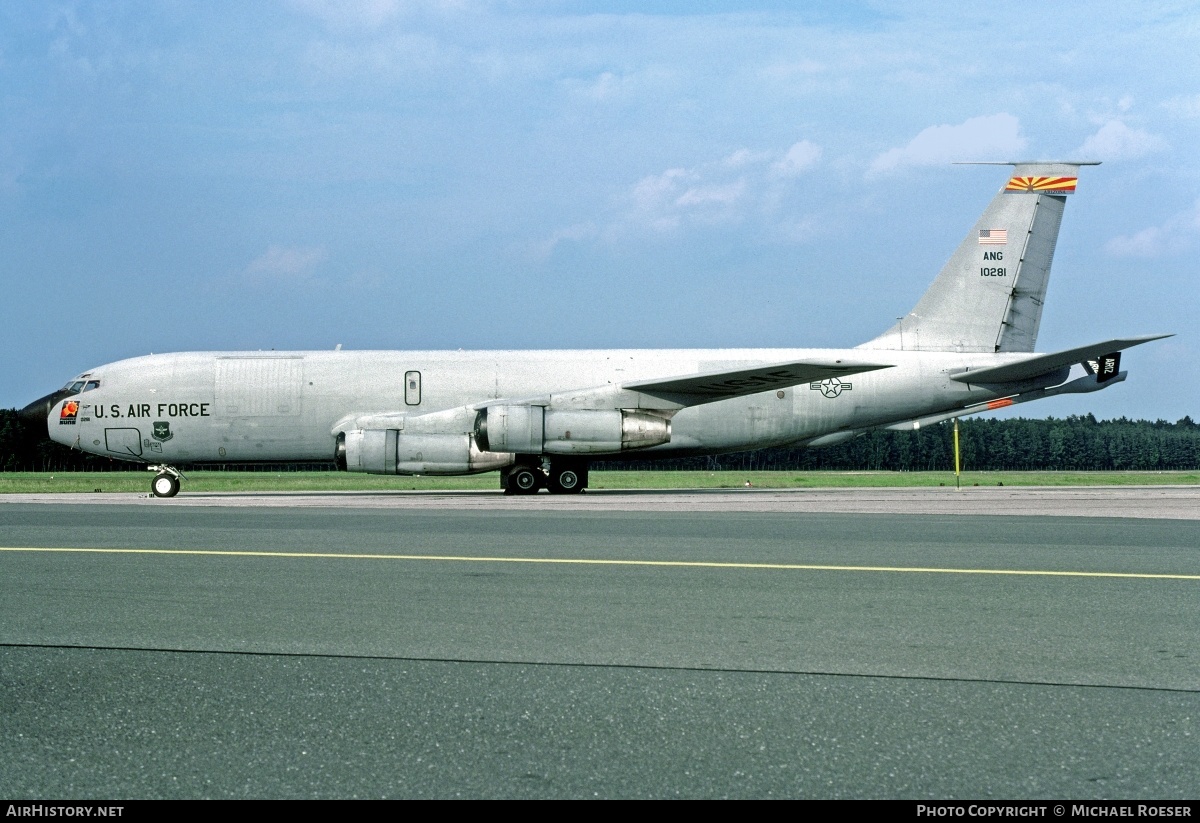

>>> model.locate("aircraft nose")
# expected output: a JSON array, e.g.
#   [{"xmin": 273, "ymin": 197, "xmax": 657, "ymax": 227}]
[{"xmin": 18, "ymin": 389, "xmax": 71, "ymax": 438}]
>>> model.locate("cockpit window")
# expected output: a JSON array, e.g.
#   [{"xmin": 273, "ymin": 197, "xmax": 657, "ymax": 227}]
[{"xmin": 58, "ymin": 378, "xmax": 98, "ymax": 396}]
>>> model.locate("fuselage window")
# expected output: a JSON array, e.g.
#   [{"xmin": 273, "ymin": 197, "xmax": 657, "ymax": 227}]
[{"xmin": 405, "ymin": 371, "xmax": 421, "ymax": 406}]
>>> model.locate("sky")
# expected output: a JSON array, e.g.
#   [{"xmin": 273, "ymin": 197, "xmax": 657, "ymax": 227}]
[{"xmin": 2, "ymin": 1, "xmax": 1198, "ymax": 422}]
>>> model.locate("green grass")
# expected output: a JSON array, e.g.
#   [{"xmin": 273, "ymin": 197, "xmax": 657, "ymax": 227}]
[
  {"xmin": 595, "ymin": 470, "xmax": 1200, "ymax": 489},
  {"xmin": 1, "ymin": 469, "xmax": 1197, "ymax": 494}
]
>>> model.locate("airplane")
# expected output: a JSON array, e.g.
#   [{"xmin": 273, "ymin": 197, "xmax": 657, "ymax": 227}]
[{"xmin": 19, "ymin": 161, "xmax": 1170, "ymax": 498}]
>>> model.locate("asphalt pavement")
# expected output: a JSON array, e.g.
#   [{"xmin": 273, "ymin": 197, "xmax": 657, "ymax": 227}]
[{"xmin": 1, "ymin": 492, "xmax": 1197, "ymax": 798}]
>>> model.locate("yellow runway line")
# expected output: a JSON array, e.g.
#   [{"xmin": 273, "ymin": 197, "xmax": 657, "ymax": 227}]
[{"xmin": 2, "ymin": 546, "xmax": 1198, "ymax": 580}]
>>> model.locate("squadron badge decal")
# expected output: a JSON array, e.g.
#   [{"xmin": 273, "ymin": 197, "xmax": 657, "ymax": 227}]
[
  {"xmin": 152, "ymin": 421, "xmax": 174, "ymax": 442},
  {"xmin": 58, "ymin": 400, "xmax": 79, "ymax": 424}
]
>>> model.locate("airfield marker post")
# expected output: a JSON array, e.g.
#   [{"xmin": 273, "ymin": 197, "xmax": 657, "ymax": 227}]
[{"xmin": 953, "ymin": 417, "xmax": 961, "ymax": 490}]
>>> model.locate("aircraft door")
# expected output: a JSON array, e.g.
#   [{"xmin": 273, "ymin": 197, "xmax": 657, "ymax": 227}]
[
  {"xmin": 104, "ymin": 427, "xmax": 143, "ymax": 458},
  {"xmin": 405, "ymin": 371, "xmax": 421, "ymax": 406}
]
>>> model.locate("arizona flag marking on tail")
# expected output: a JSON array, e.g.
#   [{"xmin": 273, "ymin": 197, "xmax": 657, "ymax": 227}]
[{"xmin": 1005, "ymin": 175, "xmax": 1077, "ymax": 194}]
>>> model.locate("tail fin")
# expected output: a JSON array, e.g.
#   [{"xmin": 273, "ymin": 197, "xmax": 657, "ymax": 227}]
[{"xmin": 862, "ymin": 162, "xmax": 1097, "ymax": 353}]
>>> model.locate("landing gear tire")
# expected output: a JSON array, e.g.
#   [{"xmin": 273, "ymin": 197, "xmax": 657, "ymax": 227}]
[
  {"xmin": 547, "ymin": 462, "xmax": 587, "ymax": 495},
  {"xmin": 151, "ymin": 472, "xmax": 180, "ymax": 498},
  {"xmin": 506, "ymin": 464, "xmax": 542, "ymax": 495}
]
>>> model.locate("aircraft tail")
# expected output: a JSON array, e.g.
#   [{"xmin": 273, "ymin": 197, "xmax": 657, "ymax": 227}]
[{"xmin": 862, "ymin": 162, "xmax": 1097, "ymax": 353}]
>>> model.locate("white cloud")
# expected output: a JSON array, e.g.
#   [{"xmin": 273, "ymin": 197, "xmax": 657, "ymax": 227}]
[
  {"xmin": 674, "ymin": 180, "xmax": 746, "ymax": 208},
  {"xmin": 569, "ymin": 71, "xmax": 640, "ymax": 102},
  {"xmin": 626, "ymin": 141, "xmax": 821, "ymax": 234},
  {"xmin": 628, "ymin": 165, "xmax": 748, "ymax": 231},
  {"xmin": 1105, "ymin": 200, "xmax": 1200, "ymax": 258},
  {"xmin": 1163, "ymin": 94, "xmax": 1200, "ymax": 118},
  {"xmin": 629, "ymin": 168, "xmax": 693, "ymax": 232},
  {"xmin": 1076, "ymin": 119, "xmax": 1166, "ymax": 161},
  {"xmin": 535, "ymin": 138, "xmax": 824, "ymax": 254},
  {"xmin": 582, "ymin": 71, "xmax": 623, "ymax": 101},
  {"xmin": 772, "ymin": 140, "xmax": 822, "ymax": 177},
  {"xmin": 868, "ymin": 114, "xmax": 1027, "ymax": 176},
  {"xmin": 245, "ymin": 245, "xmax": 328, "ymax": 280},
  {"xmin": 723, "ymin": 148, "xmax": 772, "ymax": 169},
  {"xmin": 530, "ymin": 222, "xmax": 598, "ymax": 261}
]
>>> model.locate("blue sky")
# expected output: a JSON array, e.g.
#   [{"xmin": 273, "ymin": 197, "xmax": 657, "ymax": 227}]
[{"xmin": 2, "ymin": 1, "xmax": 1198, "ymax": 421}]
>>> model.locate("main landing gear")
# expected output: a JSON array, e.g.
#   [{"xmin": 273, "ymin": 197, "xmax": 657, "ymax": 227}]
[
  {"xmin": 148, "ymin": 464, "xmax": 185, "ymax": 498},
  {"xmin": 503, "ymin": 458, "xmax": 588, "ymax": 495}
]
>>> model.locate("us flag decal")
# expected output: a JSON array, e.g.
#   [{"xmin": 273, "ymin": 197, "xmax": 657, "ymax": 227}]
[{"xmin": 978, "ymin": 229, "xmax": 1008, "ymax": 244}]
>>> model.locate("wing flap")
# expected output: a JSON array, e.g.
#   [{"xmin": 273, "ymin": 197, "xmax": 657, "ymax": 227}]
[{"xmin": 950, "ymin": 334, "xmax": 1171, "ymax": 384}]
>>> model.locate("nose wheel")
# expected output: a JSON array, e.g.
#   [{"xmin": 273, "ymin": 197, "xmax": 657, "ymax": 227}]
[{"xmin": 148, "ymin": 465, "xmax": 184, "ymax": 498}]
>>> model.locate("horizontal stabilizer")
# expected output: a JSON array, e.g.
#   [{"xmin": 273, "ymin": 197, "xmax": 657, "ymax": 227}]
[
  {"xmin": 627, "ymin": 360, "xmax": 892, "ymax": 405},
  {"xmin": 886, "ymin": 371, "xmax": 1127, "ymax": 431},
  {"xmin": 950, "ymin": 334, "xmax": 1171, "ymax": 384}
]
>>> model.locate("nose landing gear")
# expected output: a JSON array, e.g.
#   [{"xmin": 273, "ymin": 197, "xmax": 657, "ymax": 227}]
[{"xmin": 147, "ymin": 465, "xmax": 185, "ymax": 498}]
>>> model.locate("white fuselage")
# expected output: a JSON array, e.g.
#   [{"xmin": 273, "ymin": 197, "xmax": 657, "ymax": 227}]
[{"xmin": 49, "ymin": 347, "xmax": 1039, "ymax": 466}]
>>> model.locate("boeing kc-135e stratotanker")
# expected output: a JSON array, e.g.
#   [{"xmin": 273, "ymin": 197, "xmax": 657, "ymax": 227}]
[{"xmin": 20, "ymin": 162, "xmax": 1171, "ymax": 497}]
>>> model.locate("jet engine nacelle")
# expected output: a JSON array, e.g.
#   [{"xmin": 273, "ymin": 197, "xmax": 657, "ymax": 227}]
[
  {"xmin": 474, "ymin": 405, "xmax": 671, "ymax": 454},
  {"xmin": 338, "ymin": 429, "xmax": 514, "ymax": 475}
]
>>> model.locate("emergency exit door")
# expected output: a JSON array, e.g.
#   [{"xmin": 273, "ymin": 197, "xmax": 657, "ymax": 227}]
[{"xmin": 405, "ymin": 371, "xmax": 421, "ymax": 405}]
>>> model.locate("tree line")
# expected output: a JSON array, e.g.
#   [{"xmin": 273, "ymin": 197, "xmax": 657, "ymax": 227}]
[
  {"xmin": 609, "ymin": 414, "xmax": 1200, "ymax": 472},
  {"xmin": 2, "ymin": 407, "xmax": 1198, "ymax": 472}
]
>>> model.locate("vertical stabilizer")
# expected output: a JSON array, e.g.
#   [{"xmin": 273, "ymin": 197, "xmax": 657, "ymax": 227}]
[{"xmin": 862, "ymin": 162, "xmax": 1094, "ymax": 353}]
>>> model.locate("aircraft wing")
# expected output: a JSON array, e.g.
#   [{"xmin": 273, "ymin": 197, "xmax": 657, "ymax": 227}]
[
  {"xmin": 624, "ymin": 359, "xmax": 892, "ymax": 406},
  {"xmin": 950, "ymin": 334, "xmax": 1172, "ymax": 384}
]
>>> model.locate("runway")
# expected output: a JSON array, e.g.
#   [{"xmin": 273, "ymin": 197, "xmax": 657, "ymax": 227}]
[
  {"xmin": 6, "ymin": 483, "xmax": 1200, "ymax": 518},
  {"xmin": 2, "ymin": 487, "xmax": 1198, "ymax": 798}
]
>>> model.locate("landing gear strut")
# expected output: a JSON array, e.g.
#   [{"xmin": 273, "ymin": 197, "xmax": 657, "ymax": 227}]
[{"xmin": 148, "ymin": 465, "xmax": 184, "ymax": 498}]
